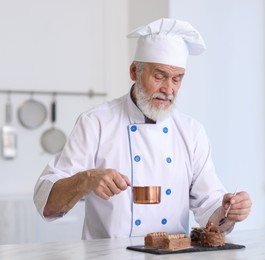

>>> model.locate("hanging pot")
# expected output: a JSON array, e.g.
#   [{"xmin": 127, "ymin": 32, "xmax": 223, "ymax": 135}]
[
  {"xmin": 17, "ymin": 97, "xmax": 47, "ymax": 129},
  {"xmin": 1, "ymin": 95, "xmax": 17, "ymax": 159},
  {"xmin": 40, "ymin": 97, "xmax": 66, "ymax": 154}
]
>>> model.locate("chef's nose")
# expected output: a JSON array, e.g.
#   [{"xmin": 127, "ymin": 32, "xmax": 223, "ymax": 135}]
[{"xmin": 160, "ymin": 80, "xmax": 174, "ymax": 96}]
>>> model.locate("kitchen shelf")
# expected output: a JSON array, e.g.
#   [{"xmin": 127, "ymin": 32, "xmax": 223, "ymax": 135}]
[{"xmin": 0, "ymin": 89, "xmax": 107, "ymax": 98}]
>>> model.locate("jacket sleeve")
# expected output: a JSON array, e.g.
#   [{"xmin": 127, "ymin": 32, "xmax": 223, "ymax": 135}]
[
  {"xmin": 33, "ymin": 112, "xmax": 99, "ymax": 220},
  {"xmin": 189, "ymin": 124, "xmax": 227, "ymax": 226}
]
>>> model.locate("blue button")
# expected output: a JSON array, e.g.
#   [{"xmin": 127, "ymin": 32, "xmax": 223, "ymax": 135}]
[
  {"xmin": 161, "ymin": 218, "xmax": 167, "ymax": 225},
  {"xmin": 134, "ymin": 155, "xmax": 141, "ymax": 162},
  {"xmin": 131, "ymin": 125, "xmax": 137, "ymax": 132},
  {"xmin": 163, "ymin": 127, "xmax": 168, "ymax": 133},
  {"xmin": 166, "ymin": 189, "xmax": 171, "ymax": 195},
  {"xmin": 135, "ymin": 219, "xmax": 141, "ymax": 226},
  {"xmin": 166, "ymin": 157, "xmax": 172, "ymax": 163}
]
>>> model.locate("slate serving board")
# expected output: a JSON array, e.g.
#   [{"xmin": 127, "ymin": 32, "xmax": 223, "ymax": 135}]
[{"xmin": 127, "ymin": 243, "xmax": 245, "ymax": 255}]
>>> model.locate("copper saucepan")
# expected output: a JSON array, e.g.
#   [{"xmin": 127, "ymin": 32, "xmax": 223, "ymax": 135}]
[{"xmin": 133, "ymin": 186, "xmax": 161, "ymax": 204}]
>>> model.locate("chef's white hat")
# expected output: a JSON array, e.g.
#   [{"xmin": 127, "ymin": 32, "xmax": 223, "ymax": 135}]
[{"xmin": 127, "ymin": 18, "xmax": 206, "ymax": 68}]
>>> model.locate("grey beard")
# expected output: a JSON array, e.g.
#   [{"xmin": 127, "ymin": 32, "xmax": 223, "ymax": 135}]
[{"xmin": 134, "ymin": 83, "xmax": 176, "ymax": 122}]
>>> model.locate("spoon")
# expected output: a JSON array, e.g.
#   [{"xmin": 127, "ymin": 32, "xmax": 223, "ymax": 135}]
[{"xmin": 218, "ymin": 186, "xmax": 238, "ymax": 226}]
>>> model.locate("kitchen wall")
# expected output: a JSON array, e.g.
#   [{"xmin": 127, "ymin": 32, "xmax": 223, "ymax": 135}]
[
  {"xmin": 169, "ymin": 0, "xmax": 265, "ymax": 231},
  {"xmin": 0, "ymin": 0, "xmax": 129, "ymax": 196},
  {"xmin": 0, "ymin": 0, "xmax": 264, "ymax": 244},
  {"xmin": 0, "ymin": 0, "xmax": 130, "ymax": 243}
]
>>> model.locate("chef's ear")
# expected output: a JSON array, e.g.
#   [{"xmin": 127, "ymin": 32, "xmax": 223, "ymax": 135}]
[{"xmin": 129, "ymin": 62, "xmax": 137, "ymax": 81}]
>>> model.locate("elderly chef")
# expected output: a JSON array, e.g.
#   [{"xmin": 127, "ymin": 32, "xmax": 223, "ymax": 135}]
[{"xmin": 34, "ymin": 18, "xmax": 252, "ymax": 239}]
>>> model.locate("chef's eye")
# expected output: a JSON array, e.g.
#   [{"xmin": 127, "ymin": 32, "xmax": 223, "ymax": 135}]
[
  {"xmin": 173, "ymin": 78, "xmax": 180, "ymax": 83},
  {"xmin": 172, "ymin": 75, "xmax": 183, "ymax": 84},
  {"xmin": 154, "ymin": 73, "xmax": 164, "ymax": 80}
]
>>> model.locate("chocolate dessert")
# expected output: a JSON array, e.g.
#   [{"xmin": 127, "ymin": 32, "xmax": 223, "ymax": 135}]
[
  {"xmin": 145, "ymin": 232, "xmax": 191, "ymax": 250},
  {"xmin": 191, "ymin": 222, "xmax": 225, "ymax": 247}
]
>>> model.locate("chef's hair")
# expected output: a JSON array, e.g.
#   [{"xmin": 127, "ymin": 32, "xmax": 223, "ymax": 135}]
[{"xmin": 133, "ymin": 61, "xmax": 145, "ymax": 77}]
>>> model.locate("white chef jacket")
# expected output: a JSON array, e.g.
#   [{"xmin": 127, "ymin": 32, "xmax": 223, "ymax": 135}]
[{"xmin": 33, "ymin": 91, "xmax": 226, "ymax": 239}]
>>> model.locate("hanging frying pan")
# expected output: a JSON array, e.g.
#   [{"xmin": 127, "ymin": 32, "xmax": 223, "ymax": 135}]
[
  {"xmin": 41, "ymin": 97, "xmax": 66, "ymax": 154},
  {"xmin": 17, "ymin": 97, "xmax": 47, "ymax": 129}
]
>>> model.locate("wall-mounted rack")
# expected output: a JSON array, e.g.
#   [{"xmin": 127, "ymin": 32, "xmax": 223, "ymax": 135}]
[{"xmin": 0, "ymin": 89, "xmax": 107, "ymax": 98}]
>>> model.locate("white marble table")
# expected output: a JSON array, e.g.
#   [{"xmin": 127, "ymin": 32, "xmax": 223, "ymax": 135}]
[{"xmin": 0, "ymin": 228, "xmax": 264, "ymax": 260}]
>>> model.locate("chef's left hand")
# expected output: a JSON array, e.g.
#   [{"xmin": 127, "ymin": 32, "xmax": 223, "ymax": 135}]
[{"xmin": 222, "ymin": 191, "xmax": 252, "ymax": 223}]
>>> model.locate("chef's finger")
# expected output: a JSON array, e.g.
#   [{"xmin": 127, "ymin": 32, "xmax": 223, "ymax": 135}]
[
  {"xmin": 223, "ymin": 191, "xmax": 243, "ymax": 207},
  {"xmin": 88, "ymin": 169, "xmax": 129, "ymax": 197},
  {"xmin": 94, "ymin": 189, "xmax": 111, "ymax": 200},
  {"xmin": 227, "ymin": 208, "xmax": 251, "ymax": 222},
  {"xmin": 225, "ymin": 191, "xmax": 251, "ymax": 208},
  {"xmin": 101, "ymin": 175, "xmax": 129, "ymax": 198},
  {"xmin": 227, "ymin": 197, "xmax": 252, "ymax": 214},
  {"xmin": 121, "ymin": 174, "xmax": 131, "ymax": 187},
  {"xmin": 235, "ymin": 191, "xmax": 251, "ymax": 204},
  {"xmin": 112, "ymin": 173, "xmax": 130, "ymax": 191},
  {"xmin": 227, "ymin": 195, "xmax": 252, "ymax": 222},
  {"xmin": 95, "ymin": 185, "xmax": 114, "ymax": 200},
  {"xmin": 222, "ymin": 193, "xmax": 234, "ymax": 205}
]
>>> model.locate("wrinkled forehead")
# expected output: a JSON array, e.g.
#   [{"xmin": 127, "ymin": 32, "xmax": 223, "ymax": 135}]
[{"xmin": 144, "ymin": 62, "xmax": 186, "ymax": 75}]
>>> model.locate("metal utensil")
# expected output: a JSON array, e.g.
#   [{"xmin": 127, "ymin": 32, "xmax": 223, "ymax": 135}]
[
  {"xmin": 133, "ymin": 186, "xmax": 161, "ymax": 204},
  {"xmin": 40, "ymin": 96, "xmax": 66, "ymax": 154},
  {"xmin": 218, "ymin": 186, "xmax": 238, "ymax": 226},
  {"xmin": 18, "ymin": 97, "xmax": 47, "ymax": 129},
  {"xmin": 1, "ymin": 95, "xmax": 17, "ymax": 159}
]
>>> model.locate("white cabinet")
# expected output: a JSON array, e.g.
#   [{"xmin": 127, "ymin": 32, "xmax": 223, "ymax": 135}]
[
  {"xmin": 0, "ymin": 195, "xmax": 35, "ymax": 244},
  {"xmin": 35, "ymin": 200, "xmax": 85, "ymax": 242},
  {"xmin": 0, "ymin": 196, "xmax": 85, "ymax": 244}
]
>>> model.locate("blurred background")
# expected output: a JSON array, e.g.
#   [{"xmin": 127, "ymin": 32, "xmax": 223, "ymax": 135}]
[{"xmin": 0, "ymin": 0, "xmax": 264, "ymax": 244}]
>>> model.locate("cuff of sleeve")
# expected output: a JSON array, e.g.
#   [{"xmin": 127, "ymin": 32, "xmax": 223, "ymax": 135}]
[{"xmin": 33, "ymin": 178, "xmax": 63, "ymax": 222}]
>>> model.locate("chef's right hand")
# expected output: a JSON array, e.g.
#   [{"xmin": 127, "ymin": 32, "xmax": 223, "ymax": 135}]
[{"xmin": 82, "ymin": 169, "xmax": 131, "ymax": 200}]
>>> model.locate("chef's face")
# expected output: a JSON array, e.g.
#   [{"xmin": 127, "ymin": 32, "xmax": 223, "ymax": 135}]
[{"xmin": 130, "ymin": 62, "xmax": 185, "ymax": 121}]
